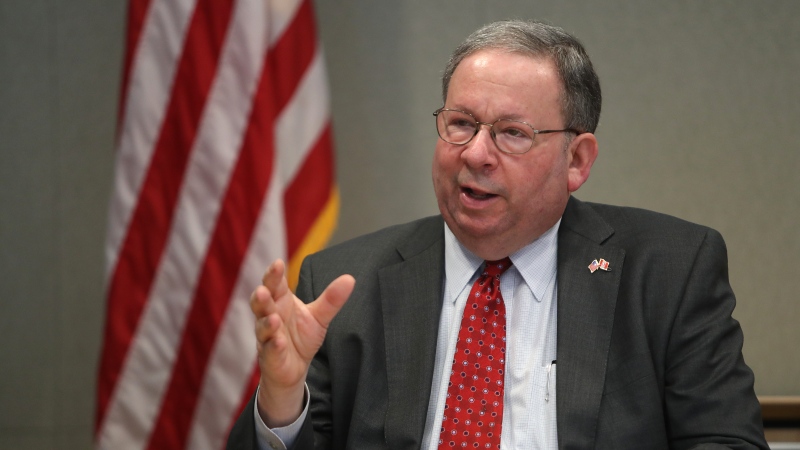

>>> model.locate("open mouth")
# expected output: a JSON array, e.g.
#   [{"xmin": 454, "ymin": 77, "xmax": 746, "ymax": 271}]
[{"xmin": 462, "ymin": 186, "xmax": 497, "ymax": 200}]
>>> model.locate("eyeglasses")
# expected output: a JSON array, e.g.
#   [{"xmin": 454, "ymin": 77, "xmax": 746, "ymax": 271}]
[{"xmin": 433, "ymin": 108, "xmax": 581, "ymax": 155}]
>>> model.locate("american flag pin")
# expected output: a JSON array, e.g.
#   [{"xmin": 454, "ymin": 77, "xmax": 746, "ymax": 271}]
[
  {"xmin": 598, "ymin": 258, "xmax": 611, "ymax": 271},
  {"xmin": 588, "ymin": 259, "xmax": 599, "ymax": 273}
]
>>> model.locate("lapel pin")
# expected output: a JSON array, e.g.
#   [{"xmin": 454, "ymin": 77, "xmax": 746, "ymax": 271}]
[{"xmin": 588, "ymin": 258, "xmax": 611, "ymax": 273}]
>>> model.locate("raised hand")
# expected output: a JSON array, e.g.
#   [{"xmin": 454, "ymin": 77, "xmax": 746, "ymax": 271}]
[{"xmin": 250, "ymin": 259, "xmax": 355, "ymax": 427}]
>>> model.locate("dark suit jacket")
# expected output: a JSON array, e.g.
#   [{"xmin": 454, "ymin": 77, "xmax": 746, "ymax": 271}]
[{"xmin": 228, "ymin": 197, "xmax": 767, "ymax": 449}]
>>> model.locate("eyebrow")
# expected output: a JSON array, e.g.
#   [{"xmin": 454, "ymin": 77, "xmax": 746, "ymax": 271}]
[{"xmin": 447, "ymin": 105, "xmax": 532, "ymax": 124}]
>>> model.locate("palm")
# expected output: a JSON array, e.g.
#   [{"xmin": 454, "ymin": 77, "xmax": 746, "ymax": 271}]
[
  {"xmin": 252, "ymin": 260, "xmax": 354, "ymax": 390},
  {"xmin": 261, "ymin": 295, "xmax": 327, "ymax": 386}
]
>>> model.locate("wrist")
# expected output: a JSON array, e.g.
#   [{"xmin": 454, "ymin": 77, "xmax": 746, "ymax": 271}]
[{"xmin": 256, "ymin": 381, "xmax": 306, "ymax": 428}]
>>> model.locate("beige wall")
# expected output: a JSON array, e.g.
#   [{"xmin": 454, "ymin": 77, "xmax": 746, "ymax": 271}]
[{"xmin": 1, "ymin": 1, "xmax": 797, "ymax": 448}]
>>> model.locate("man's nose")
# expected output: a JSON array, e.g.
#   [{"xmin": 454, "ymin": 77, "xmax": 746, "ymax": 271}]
[{"xmin": 460, "ymin": 124, "xmax": 498, "ymax": 167}]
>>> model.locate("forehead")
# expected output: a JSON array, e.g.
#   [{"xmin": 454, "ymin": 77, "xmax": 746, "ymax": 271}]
[{"xmin": 447, "ymin": 50, "xmax": 563, "ymax": 122}]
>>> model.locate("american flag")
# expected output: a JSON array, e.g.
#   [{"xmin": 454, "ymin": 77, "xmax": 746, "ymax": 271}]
[{"xmin": 94, "ymin": 0, "xmax": 337, "ymax": 448}]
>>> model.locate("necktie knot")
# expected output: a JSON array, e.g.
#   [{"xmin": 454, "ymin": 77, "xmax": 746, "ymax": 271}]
[{"xmin": 483, "ymin": 257, "xmax": 512, "ymax": 278}]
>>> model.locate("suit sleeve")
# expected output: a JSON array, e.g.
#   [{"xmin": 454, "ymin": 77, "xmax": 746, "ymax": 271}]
[
  {"xmin": 226, "ymin": 394, "xmax": 258, "ymax": 450},
  {"xmin": 664, "ymin": 229, "xmax": 768, "ymax": 449},
  {"xmin": 225, "ymin": 391, "xmax": 316, "ymax": 450}
]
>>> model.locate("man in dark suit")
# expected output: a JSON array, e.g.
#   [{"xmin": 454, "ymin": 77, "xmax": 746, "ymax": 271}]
[{"xmin": 228, "ymin": 20, "xmax": 767, "ymax": 449}]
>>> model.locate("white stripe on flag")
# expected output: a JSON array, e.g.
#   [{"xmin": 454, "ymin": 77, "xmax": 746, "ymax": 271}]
[
  {"xmin": 96, "ymin": 0, "xmax": 269, "ymax": 447},
  {"xmin": 106, "ymin": 0, "xmax": 196, "ymax": 278},
  {"xmin": 276, "ymin": 49, "xmax": 331, "ymax": 181}
]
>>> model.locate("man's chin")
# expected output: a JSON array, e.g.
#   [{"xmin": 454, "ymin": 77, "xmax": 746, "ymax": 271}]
[{"xmin": 447, "ymin": 215, "xmax": 502, "ymax": 241}]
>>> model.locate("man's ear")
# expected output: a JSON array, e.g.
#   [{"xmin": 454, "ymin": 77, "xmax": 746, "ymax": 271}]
[{"xmin": 566, "ymin": 132, "xmax": 598, "ymax": 193}]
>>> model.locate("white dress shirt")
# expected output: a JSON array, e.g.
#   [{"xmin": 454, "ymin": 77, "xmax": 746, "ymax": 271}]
[
  {"xmin": 256, "ymin": 220, "xmax": 561, "ymax": 450},
  {"xmin": 420, "ymin": 222, "xmax": 560, "ymax": 449}
]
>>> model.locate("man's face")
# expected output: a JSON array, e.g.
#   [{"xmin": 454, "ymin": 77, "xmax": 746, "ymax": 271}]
[{"xmin": 432, "ymin": 49, "xmax": 580, "ymax": 259}]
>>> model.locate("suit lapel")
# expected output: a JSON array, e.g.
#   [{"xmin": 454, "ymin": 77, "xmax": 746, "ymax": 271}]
[
  {"xmin": 380, "ymin": 218, "xmax": 445, "ymax": 449},
  {"xmin": 556, "ymin": 197, "xmax": 625, "ymax": 449}
]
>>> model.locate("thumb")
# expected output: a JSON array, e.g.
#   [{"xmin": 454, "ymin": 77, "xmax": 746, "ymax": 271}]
[{"xmin": 307, "ymin": 274, "xmax": 356, "ymax": 329}]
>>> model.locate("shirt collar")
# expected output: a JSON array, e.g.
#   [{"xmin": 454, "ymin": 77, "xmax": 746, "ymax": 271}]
[{"xmin": 444, "ymin": 219, "xmax": 561, "ymax": 303}]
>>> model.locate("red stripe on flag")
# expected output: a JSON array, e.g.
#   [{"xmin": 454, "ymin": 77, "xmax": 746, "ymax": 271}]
[
  {"xmin": 146, "ymin": 2, "xmax": 319, "ymax": 448},
  {"xmin": 95, "ymin": 0, "xmax": 236, "ymax": 433},
  {"xmin": 117, "ymin": 0, "xmax": 153, "ymax": 131},
  {"xmin": 284, "ymin": 124, "xmax": 335, "ymax": 258}
]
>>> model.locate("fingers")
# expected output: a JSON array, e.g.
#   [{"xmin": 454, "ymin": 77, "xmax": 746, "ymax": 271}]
[
  {"xmin": 250, "ymin": 258, "xmax": 356, "ymax": 344},
  {"xmin": 250, "ymin": 285, "xmax": 272, "ymax": 320},
  {"xmin": 250, "ymin": 262, "xmax": 287, "ymax": 346},
  {"xmin": 307, "ymin": 274, "xmax": 356, "ymax": 329},
  {"xmin": 250, "ymin": 259, "xmax": 291, "ymax": 319},
  {"xmin": 254, "ymin": 308, "xmax": 283, "ymax": 345},
  {"xmin": 262, "ymin": 259, "xmax": 290, "ymax": 300}
]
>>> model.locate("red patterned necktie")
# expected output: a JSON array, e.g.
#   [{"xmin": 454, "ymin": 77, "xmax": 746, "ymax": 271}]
[{"xmin": 438, "ymin": 258, "xmax": 512, "ymax": 450}]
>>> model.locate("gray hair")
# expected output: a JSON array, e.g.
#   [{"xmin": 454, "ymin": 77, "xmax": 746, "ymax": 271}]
[{"xmin": 442, "ymin": 20, "xmax": 602, "ymax": 134}]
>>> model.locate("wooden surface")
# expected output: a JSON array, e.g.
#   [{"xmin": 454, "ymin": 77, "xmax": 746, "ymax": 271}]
[
  {"xmin": 761, "ymin": 396, "xmax": 800, "ymax": 422},
  {"xmin": 761, "ymin": 396, "xmax": 800, "ymax": 444}
]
